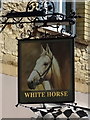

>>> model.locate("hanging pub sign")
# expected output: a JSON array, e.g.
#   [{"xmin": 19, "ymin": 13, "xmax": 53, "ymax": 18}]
[{"xmin": 18, "ymin": 37, "xmax": 74, "ymax": 103}]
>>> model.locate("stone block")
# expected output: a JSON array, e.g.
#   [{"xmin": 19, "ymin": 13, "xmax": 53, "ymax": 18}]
[
  {"xmin": 3, "ymin": 54, "xmax": 17, "ymax": 66},
  {"xmin": 75, "ymin": 81, "xmax": 90, "ymax": 93},
  {"xmin": 82, "ymin": 51, "xmax": 88, "ymax": 60},
  {"xmin": 0, "ymin": 62, "xmax": 17, "ymax": 76},
  {"xmin": 75, "ymin": 57, "xmax": 79, "ymax": 62},
  {"xmin": 85, "ymin": 22, "xmax": 90, "ymax": 28},
  {"xmin": 0, "ymin": 51, "xmax": 3, "ymax": 61},
  {"xmin": 76, "ymin": 48, "xmax": 82, "ymax": 57},
  {"xmin": 79, "ymin": 57, "xmax": 84, "ymax": 64},
  {"xmin": 4, "ymin": 35, "xmax": 17, "ymax": 53}
]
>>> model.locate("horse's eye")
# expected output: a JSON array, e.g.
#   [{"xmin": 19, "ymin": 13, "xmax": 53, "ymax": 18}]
[{"xmin": 44, "ymin": 62, "xmax": 48, "ymax": 66}]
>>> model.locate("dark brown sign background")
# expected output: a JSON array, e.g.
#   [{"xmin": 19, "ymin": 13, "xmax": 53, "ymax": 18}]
[{"xmin": 18, "ymin": 38, "xmax": 74, "ymax": 103}]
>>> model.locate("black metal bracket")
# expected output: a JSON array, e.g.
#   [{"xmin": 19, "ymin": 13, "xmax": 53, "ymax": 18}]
[{"xmin": 0, "ymin": 1, "xmax": 82, "ymax": 39}]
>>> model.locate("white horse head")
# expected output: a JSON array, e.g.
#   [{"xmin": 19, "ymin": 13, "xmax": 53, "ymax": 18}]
[{"xmin": 27, "ymin": 44, "xmax": 62, "ymax": 90}]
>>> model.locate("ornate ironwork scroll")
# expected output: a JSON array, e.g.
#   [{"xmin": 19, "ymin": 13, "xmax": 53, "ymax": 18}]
[{"xmin": 0, "ymin": 1, "xmax": 82, "ymax": 39}]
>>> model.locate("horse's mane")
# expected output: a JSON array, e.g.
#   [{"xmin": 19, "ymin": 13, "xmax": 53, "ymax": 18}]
[{"xmin": 50, "ymin": 56, "xmax": 62, "ymax": 90}]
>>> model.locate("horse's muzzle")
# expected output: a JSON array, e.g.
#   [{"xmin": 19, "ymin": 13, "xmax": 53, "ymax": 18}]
[{"xmin": 27, "ymin": 81, "xmax": 36, "ymax": 89}]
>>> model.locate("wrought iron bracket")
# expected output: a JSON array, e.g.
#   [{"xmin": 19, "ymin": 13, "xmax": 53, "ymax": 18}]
[{"xmin": 0, "ymin": 1, "xmax": 82, "ymax": 39}]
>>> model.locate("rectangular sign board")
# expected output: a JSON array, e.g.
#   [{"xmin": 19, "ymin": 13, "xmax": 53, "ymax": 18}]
[{"xmin": 18, "ymin": 37, "xmax": 74, "ymax": 103}]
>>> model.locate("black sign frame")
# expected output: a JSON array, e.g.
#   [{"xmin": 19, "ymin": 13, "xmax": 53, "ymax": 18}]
[{"xmin": 18, "ymin": 37, "xmax": 75, "ymax": 104}]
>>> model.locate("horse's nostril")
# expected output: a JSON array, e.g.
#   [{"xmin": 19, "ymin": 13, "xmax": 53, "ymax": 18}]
[
  {"xmin": 28, "ymin": 81, "xmax": 35, "ymax": 89},
  {"xmin": 31, "ymin": 81, "xmax": 33, "ymax": 84}
]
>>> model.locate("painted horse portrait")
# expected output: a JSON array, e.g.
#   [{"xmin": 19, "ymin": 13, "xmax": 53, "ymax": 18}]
[{"xmin": 27, "ymin": 44, "xmax": 62, "ymax": 90}]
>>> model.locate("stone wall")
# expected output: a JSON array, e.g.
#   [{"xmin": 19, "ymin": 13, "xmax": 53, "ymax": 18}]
[
  {"xmin": 0, "ymin": 1, "xmax": 90, "ymax": 93},
  {"xmin": 76, "ymin": 2, "xmax": 90, "ymax": 43},
  {"xmin": 75, "ymin": 42, "xmax": 90, "ymax": 92},
  {"xmin": 75, "ymin": 1, "xmax": 90, "ymax": 92},
  {"xmin": 0, "ymin": 2, "xmax": 31, "ymax": 76}
]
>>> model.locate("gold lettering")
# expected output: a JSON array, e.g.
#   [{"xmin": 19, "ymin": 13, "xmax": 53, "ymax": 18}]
[
  {"xmin": 64, "ymin": 91, "xmax": 68, "ymax": 96},
  {"xmin": 46, "ymin": 91, "xmax": 68, "ymax": 97},
  {"xmin": 41, "ymin": 92, "xmax": 46, "ymax": 97},
  {"xmin": 60, "ymin": 91, "xmax": 64, "ymax": 96},
  {"xmin": 52, "ymin": 92, "xmax": 56, "ymax": 97},
  {"xmin": 56, "ymin": 92, "xmax": 61, "ymax": 97},
  {"xmin": 31, "ymin": 92, "xmax": 36, "ymax": 97},
  {"xmin": 37, "ymin": 92, "xmax": 41, "ymax": 97},
  {"xmin": 24, "ymin": 91, "xmax": 68, "ymax": 98},
  {"xmin": 24, "ymin": 92, "xmax": 30, "ymax": 97},
  {"xmin": 24, "ymin": 92, "xmax": 46, "ymax": 98},
  {"xmin": 47, "ymin": 92, "xmax": 51, "ymax": 97}
]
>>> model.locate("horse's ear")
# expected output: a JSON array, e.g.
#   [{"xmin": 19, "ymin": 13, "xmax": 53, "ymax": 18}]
[
  {"xmin": 46, "ymin": 44, "xmax": 52, "ymax": 57},
  {"xmin": 41, "ymin": 45, "xmax": 46, "ymax": 53}
]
